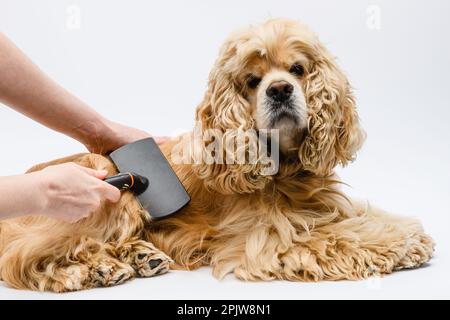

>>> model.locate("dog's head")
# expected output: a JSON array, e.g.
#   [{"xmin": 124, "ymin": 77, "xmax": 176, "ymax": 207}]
[{"xmin": 194, "ymin": 19, "xmax": 365, "ymax": 193}]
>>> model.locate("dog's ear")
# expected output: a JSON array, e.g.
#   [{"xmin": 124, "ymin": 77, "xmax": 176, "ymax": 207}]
[
  {"xmin": 193, "ymin": 39, "xmax": 272, "ymax": 194},
  {"xmin": 299, "ymin": 44, "xmax": 366, "ymax": 176},
  {"xmin": 196, "ymin": 39, "xmax": 254, "ymax": 132}
]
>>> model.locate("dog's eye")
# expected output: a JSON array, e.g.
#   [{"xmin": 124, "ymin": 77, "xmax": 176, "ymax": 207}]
[
  {"xmin": 289, "ymin": 64, "xmax": 305, "ymax": 77},
  {"xmin": 247, "ymin": 75, "xmax": 261, "ymax": 89}
]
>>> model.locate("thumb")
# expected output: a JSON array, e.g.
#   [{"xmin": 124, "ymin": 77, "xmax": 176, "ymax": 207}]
[{"xmin": 100, "ymin": 182, "xmax": 121, "ymax": 203}]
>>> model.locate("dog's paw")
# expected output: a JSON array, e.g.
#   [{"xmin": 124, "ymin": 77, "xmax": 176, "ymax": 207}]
[
  {"xmin": 133, "ymin": 247, "xmax": 172, "ymax": 277},
  {"xmin": 89, "ymin": 257, "xmax": 135, "ymax": 287},
  {"xmin": 118, "ymin": 240, "xmax": 172, "ymax": 277},
  {"xmin": 395, "ymin": 232, "xmax": 435, "ymax": 270}
]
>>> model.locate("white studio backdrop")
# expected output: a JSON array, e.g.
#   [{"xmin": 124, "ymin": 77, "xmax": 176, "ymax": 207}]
[{"xmin": 0, "ymin": 0, "xmax": 449, "ymax": 299}]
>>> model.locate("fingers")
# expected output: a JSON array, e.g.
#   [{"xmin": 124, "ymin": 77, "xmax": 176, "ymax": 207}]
[
  {"xmin": 77, "ymin": 165, "xmax": 108, "ymax": 179},
  {"xmin": 37, "ymin": 162, "xmax": 124, "ymax": 224},
  {"xmin": 99, "ymin": 181, "xmax": 121, "ymax": 203},
  {"xmin": 74, "ymin": 164, "xmax": 121, "ymax": 203},
  {"xmin": 154, "ymin": 136, "xmax": 171, "ymax": 145}
]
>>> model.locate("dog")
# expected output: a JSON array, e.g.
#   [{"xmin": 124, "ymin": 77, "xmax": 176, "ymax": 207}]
[{"xmin": 0, "ymin": 19, "xmax": 434, "ymax": 292}]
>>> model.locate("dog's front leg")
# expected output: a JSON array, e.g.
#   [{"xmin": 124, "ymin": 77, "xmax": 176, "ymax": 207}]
[
  {"xmin": 114, "ymin": 239, "xmax": 172, "ymax": 277},
  {"xmin": 0, "ymin": 234, "xmax": 136, "ymax": 292},
  {"xmin": 276, "ymin": 209, "xmax": 434, "ymax": 281},
  {"xmin": 212, "ymin": 208, "xmax": 434, "ymax": 282}
]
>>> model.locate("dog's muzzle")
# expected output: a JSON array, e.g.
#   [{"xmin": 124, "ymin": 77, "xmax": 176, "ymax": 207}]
[{"xmin": 266, "ymin": 81, "xmax": 301, "ymax": 128}]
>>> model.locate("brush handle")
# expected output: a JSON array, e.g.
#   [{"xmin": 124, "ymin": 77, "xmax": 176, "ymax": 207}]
[{"xmin": 104, "ymin": 173, "xmax": 135, "ymax": 191}]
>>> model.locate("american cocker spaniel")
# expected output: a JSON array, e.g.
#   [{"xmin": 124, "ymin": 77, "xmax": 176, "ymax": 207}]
[{"xmin": 0, "ymin": 19, "xmax": 434, "ymax": 292}]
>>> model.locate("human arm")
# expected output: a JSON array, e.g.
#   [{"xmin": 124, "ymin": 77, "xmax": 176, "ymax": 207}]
[
  {"xmin": 0, "ymin": 32, "xmax": 164, "ymax": 153},
  {"xmin": 0, "ymin": 163, "xmax": 120, "ymax": 223}
]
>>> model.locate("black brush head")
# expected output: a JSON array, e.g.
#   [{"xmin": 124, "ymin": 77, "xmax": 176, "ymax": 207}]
[{"xmin": 130, "ymin": 173, "xmax": 149, "ymax": 195}]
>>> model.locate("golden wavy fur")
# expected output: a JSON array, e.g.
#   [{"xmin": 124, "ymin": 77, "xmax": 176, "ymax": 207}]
[{"xmin": 0, "ymin": 19, "xmax": 434, "ymax": 292}]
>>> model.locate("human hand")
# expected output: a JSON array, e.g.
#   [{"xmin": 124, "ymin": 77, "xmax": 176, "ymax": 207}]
[
  {"xmin": 83, "ymin": 120, "xmax": 169, "ymax": 154},
  {"xmin": 34, "ymin": 163, "xmax": 121, "ymax": 223}
]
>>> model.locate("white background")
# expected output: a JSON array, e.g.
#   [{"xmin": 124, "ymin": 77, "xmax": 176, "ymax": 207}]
[{"xmin": 0, "ymin": 0, "xmax": 449, "ymax": 299}]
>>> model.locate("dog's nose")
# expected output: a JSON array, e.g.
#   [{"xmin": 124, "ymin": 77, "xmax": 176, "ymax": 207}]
[{"xmin": 266, "ymin": 81, "xmax": 293, "ymax": 102}]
